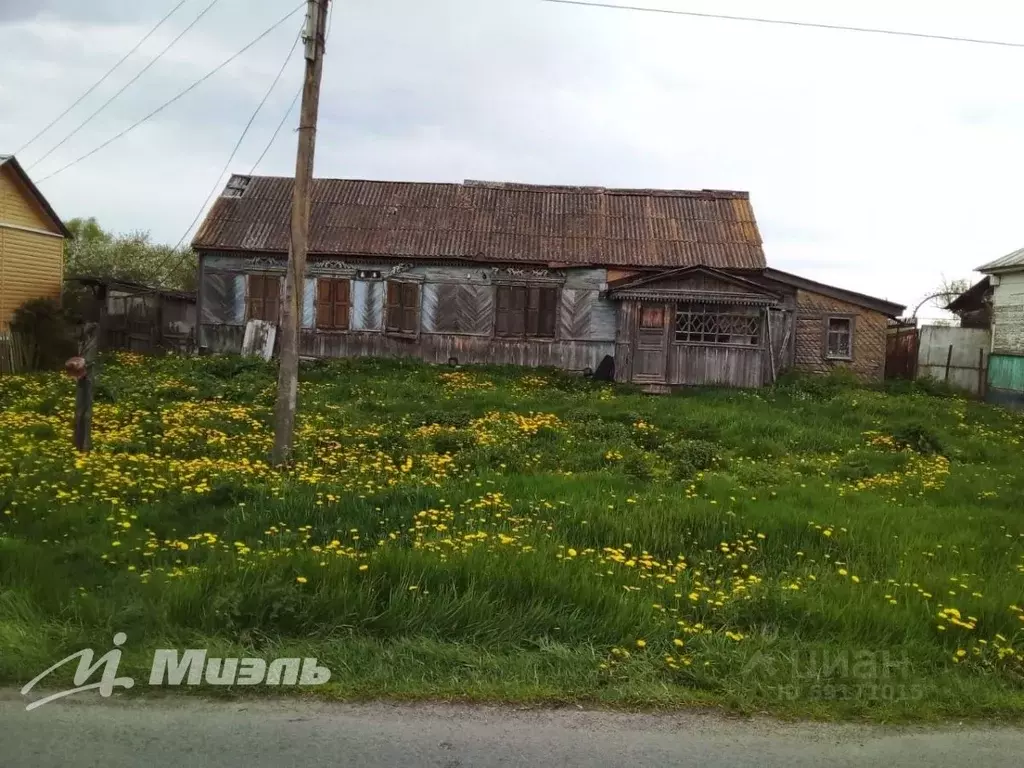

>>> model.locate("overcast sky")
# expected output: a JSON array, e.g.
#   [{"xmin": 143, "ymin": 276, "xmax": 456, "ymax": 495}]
[{"xmin": 3, "ymin": 0, "xmax": 1024, "ymax": 316}]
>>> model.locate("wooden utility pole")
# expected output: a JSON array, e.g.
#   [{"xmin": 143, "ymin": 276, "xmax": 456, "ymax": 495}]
[
  {"xmin": 273, "ymin": 0, "xmax": 330, "ymax": 465},
  {"xmin": 66, "ymin": 321, "xmax": 99, "ymax": 452}
]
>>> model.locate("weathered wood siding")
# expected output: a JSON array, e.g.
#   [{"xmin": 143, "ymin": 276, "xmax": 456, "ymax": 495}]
[
  {"xmin": 198, "ymin": 254, "xmax": 616, "ymax": 370},
  {"xmin": 793, "ymin": 289, "xmax": 888, "ymax": 381},
  {"xmin": 667, "ymin": 343, "xmax": 764, "ymax": 387},
  {"xmin": 992, "ymin": 272, "xmax": 1024, "ymax": 356},
  {"xmin": 614, "ymin": 300, "xmax": 638, "ymax": 383},
  {"xmin": 0, "ymin": 165, "xmax": 64, "ymax": 329}
]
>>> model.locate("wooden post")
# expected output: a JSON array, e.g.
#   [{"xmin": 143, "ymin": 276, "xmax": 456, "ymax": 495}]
[
  {"xmin": 978, "ymin": 347, "xmax": 986, "ymax": 399},
  {"xmin": 67, "ymin": 322, "xmax": 99, "ymax": 453},
  {"xmin": 944, "ymin": 344, "xmax": 953, "ymax": 383},
  {"xmin": 273, "ymin": 0, "xmax": 330, "ymax": 466}
]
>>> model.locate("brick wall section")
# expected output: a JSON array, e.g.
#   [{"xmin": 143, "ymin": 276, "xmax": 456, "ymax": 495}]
[{"xmin": 793, "ymin": 289, "xmax": 888, "ymax": 381}]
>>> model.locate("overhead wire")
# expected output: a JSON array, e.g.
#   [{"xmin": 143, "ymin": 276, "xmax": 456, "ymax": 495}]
[
  {"xmin": 170, "ymin": 28, "xmax": 303, "ymax": 254},
  {"xmin": 248, "ymin": 86, "xmax": 302, "ymax": 176},
  {"xmin": 14, "ymin": 0, "xmax": 190, "ymax": 156},
  {"xmin": 541, "ymin": 0, "xmax": 1024, "ymax": 49},
  {"xmin": 34, "ymin": 3, "xmax": 306, "ymax": 186},
  {"xmin": 27, "ymin": 0, "xmax": 226, "ymax": 171}
]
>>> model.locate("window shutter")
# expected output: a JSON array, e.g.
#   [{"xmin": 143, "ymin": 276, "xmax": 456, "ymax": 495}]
[
  {"xmin": 334, "ymin": 279, "xmax": 350, "ymax": 330},
  {"xmin": 525, "ymin": 288, "xmax": 541, "ymax": 337},
  {"xmin": 246, "ymin": 276, "xmax": 263, "ymax": 322},
  {"xmin": 538, "ymin": 287, "xmax": 558, "ymax": 338},
  {"xmin": 495, "ymin": 286, "xmax": 510, "ymax": 336},
  {"xmin": 510, "ymin": 286, "xmax": 527, "ymax": 336},
  {"xmin": 402, "ymin": 282, "xmax": 419, "ymax": 333},
  {"xmin": 386, "ymin": 281, "xmax": 401, "ymax": 331},
  {"xmin": 316, "ymin": 279, "xmax": 333, "ymax": 329},
  {"xmin": 266, "ymin": 276, "xmax": 281, "ymax": 325}
]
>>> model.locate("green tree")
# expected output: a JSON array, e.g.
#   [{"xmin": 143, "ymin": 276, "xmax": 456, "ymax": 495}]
[{"xmin": 64, "ymin": 218, "xmax": 197, "ymax": 291}]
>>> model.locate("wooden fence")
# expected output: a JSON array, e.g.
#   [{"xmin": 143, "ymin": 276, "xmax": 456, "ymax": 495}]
[
  {"xmin": 885, "ymin": 324, "xmax": 919, "ymax": 380},
  {"xmin": 0, "ymin": 330, "xmax": 34, "ymax": 375}
]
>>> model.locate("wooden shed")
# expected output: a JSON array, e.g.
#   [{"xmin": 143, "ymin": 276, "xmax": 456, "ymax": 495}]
[
  {"xmin": 0, "ymin": 155, "xmax": 70, "ymax": 329},
  {"xmin": 66, "ymin": 276, "xmax": 197, "ymax": 355},
  {"xmin": 191, "ymin": 176, "xmax": 904, "ymax": 388}
]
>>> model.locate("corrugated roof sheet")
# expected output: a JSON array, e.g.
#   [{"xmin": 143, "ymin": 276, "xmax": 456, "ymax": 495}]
[
  {"xmin": 192, "ymin": 176, "xmax": 767, "ymax": 270},
  {"xmin": 977, "ymin": 247, "xmax": 1024, "ymax": 273}
]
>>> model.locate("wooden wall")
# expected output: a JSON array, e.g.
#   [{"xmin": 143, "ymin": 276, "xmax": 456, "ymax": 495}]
[
  {"xmin": 668, "ymin": 343, "xmax": 764, "ymax": 388},
  {"xmin": 0, "ymin": 165, "xmax": 64, "ymax": 329},
  {"xmin": 992, "ymin": 271, "xmax": 1024, "ymax": 356},
  {"xmin": 793, "ymin": 289, "xmax": 888, "ymax": 381},
  {"xmin": 198, "ymin": 253, "xmax": 617, "ymax": 371}
]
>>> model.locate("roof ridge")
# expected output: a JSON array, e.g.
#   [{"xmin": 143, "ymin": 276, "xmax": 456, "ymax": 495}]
[{"xmin": 229, "ymin": 174, "xmax": 750, "ymax": 200}]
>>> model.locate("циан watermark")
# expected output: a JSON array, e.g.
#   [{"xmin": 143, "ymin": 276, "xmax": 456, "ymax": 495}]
[
  {"xmin": 742, "ymin": 648, "xmax": 924, "ymax": 703},
  {"xmin": 20, "ymin": 633, "xmax": 331, "ymax": 711}
]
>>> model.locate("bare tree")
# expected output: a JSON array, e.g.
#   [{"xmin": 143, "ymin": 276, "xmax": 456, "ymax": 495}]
[{"xmin": 933, "ymin": 275, "xmax": 972, "ymax": 308}]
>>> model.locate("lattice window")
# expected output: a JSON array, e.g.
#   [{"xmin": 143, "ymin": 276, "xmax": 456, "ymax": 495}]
[{"xmin": 674, "ymin": 304, "xmax": 761, "ymax": 346}]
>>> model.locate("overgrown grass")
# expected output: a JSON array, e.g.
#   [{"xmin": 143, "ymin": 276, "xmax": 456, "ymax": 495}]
[{"xmin": 1, "ymin": 352, "xmax": 1023, "ymax": 721}]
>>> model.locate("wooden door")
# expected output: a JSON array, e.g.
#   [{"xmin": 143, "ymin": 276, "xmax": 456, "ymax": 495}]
[{"xmin": 633, "ymin": 303, "xmax": 669, "ymax": 382}]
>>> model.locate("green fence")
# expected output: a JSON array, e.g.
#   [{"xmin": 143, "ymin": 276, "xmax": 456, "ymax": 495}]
[{"xmin": 988, "ymin": 354, "xmax": 1024, "ymax": 408}]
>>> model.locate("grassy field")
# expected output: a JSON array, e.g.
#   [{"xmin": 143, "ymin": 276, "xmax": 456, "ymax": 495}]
[{"xmin": 1, "ymin": 352, "xmax": 1023, "ymax": 721}]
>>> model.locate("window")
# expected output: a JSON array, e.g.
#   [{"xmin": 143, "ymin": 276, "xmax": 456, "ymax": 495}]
[
  {"xmin": 386, "ymin": 281, "xmax": 420, "ymax": 334},
  {"xmin": 495, "ymin": 285, "xmax": 558, "ymax": 338},
  {"xmin": 316, "ymin": 278, "xmax": 350, "ymax": 330},
  {"xmin": 674, "ymin": 304, "xmax": 761, "ymax": 346},
  {"xmin": 246, "ymin": 274, "xmax": 281, "ymax": 324},
  {"xmin": 640, "ymin": 305, "xmax": 665, "ymax": 328},
  {"xmin": 826, "ymin": 317, "xmax": 853, "ymax": 359}
]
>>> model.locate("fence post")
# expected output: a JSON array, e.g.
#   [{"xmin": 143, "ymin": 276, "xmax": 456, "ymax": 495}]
[
  {"xmin": 944, "ymin": 344, "xmax": 953, "ymax": 383},
  {"xmin": 978, "ymin": 348, "xmax": 986, "ymax": 399}
]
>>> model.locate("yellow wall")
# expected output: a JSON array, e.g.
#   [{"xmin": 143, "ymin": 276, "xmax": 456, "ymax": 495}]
[{"xmin": 0, "ymin": 165, "xmax": 65, "ymax": 329}]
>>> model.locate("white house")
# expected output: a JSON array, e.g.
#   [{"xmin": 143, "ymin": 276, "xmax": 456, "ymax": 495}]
[{"xmin": 975, "ymin": 248, "xmax": 1024, "ymax": 405}]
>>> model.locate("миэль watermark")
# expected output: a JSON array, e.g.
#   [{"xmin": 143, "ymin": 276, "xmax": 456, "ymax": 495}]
[{"xmin": 20, "ymin": 633, "xmax": 331, "ymax": 711}]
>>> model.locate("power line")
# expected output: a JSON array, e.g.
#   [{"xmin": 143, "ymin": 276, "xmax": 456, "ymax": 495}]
[
  {"xmin": 542, "ymin": 0, "xmax": 1024, "ymax": 49},
  {"xmin": 15, "ymin": 0, "xmax": 189, "ymax": 156},
  {"xmin": 249, "ymin": 86, "xmax": 302, "ymax": 175},
  {"xmin": 27, "ymin": 0, "xmax": 224, "ymax": 171},
  {"xmin": 171, "ymin": 29, "xmax": 303, "ymax": 255},
  {"xmin": 157, "ymin": 81, "xmax": 302, "ymax": 286},
  {"xmin": 34, "ymin": 3, "xmax": 306, "ymax": 186}
]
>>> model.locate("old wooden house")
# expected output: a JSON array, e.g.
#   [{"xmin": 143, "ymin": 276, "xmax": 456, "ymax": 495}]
[
  {"xmin": 0, "ymin": 155, "xmax": 70, "ymax": 329},
  {"xmin": 192, "ymin": 176, "xmax": 904, "ymax": 389}
]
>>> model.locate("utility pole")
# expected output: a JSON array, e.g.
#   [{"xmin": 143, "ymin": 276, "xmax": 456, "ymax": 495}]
[{"xmin": 273, "ymin": 0, "xmax": 330, "ymax": 465}]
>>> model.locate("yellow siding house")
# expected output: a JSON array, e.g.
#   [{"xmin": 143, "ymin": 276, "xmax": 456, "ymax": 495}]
[{"xmin": 0, "ymin": 155, "xmax": 70, "ymax": 329}]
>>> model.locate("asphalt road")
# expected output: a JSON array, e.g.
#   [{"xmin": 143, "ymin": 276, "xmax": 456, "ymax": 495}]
[{"xmin": 2, "ymin": 692, "xmax": 1023, "ymax": 767}]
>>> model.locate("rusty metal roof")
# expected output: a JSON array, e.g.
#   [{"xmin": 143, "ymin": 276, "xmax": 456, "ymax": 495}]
[{"xmin": 192, "ymin": 176, "xmax": 766, "ymax": 270}]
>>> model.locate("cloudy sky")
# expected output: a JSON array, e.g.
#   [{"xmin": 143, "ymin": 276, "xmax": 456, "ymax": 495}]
[{"xmin": 3, "ymin": 0, "xmax": 1024, "ymax": 317}]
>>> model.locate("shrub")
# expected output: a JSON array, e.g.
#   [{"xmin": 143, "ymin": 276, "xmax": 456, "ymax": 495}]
[
  {"xmin": 663, "ymin": 439, "xmax": 719, "ymax": 479},
  {"xmin": 201, "ymin": 355, "xmax": 269, "ymax": 380},
  {"xmin": 9, "ymin": 297, "xmax": 76, "ymax": 371},
  {"xmin": 775, "ymin": 368, "xmax": 862, "ymax": 400},
  {"xmin": 891, "ymin": 421, "xmax": 946, "ymax": 455}
]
